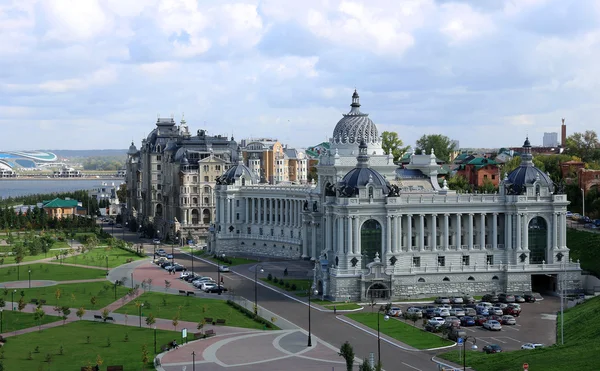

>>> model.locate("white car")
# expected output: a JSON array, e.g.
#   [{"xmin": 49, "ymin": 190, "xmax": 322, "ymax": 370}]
[
  {"xmin": 521, "ymin": 343, "xmax": 544, "ymax": 350},
  {"xmin": 193, "ymin": 278, "xmax": 215, "ymax": 288},
  {"xmin": 153, "ymin": 238, "xmax": 161, "ymax": 244},
  {"xmin": 483, "ymin": 320, "xmax": 502, "ymax": 331},
  {"xmin": 405, "ymin": 307, "xmax": 423, "ymax": 318},
  {"xmin": 450, "ymin": 297, "xmax": 464, "ymax": 304},
  {"xmin": 428, "ymin": 317, "xmax": 445, "ymax": 326},
  {"xmin": 218, "ymin": 265, "xmax": 230, "ymax": 272},
  {"xmin": 476, "ymin": 302, "xmax": 493, "ymax": 310},
  {"xmin": 449, "ymin": 308, "xmax": 465, "ymax": 317},
  {"xmin": 490, "ymin": 307, "xmax": 504, "ymax": 316},
  {"xmin": 387, "ymin": 307, "xmax": 403, "ymax": 317},
  {"xmin": 200, "ymin": 282, "xmax": 217, "ymax": 291},
  {"xmin": 434, "ymin": 308, "xmax": 450, "ymax": 317}
]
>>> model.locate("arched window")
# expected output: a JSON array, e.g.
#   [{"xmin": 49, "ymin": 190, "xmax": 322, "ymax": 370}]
[
  {"xmin": 242, "ymin": 178, "xmax": 246, "ymax": 186},
  {"xmin": 492, "ymin": 275, "xmax": 499, "ymax": 280},
  {"xmin": 368, "ymin": 187, "xmax": 374, "ymax": 198},
  {"xmin": 467, "ymin": 276, "xmax": 475, "ymax": 281},
  {"xmin": 417, "ymin": 277, "xmax": 425, "ymax": 283},
  {"xmin": 443, "ymin": 277, "xmax": 450, "ymax": 281},
  {"xmin": 204, "ymin": 197, "xmax": 209, "ymax": 204},
  {"xmin": 192, "ymin": 197, "xmax": 198, "ymax": 205}
]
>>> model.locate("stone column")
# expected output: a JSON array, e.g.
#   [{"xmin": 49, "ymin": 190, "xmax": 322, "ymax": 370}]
[
  {"xmin": 245, "ymin": 198, "xmax": 249, "ymax": 224},
  {"xmin": 456, "ymin": 214, "xmax": 462, "ymax": 249},
  {"xmin": 385, "ymin": 216, "xmax": 392, "ymax": 255},
  {"xmin": 270, "ymin": 199, "xmax": 274, "ymax": 225},
  {"xmin": 397, "ymin": 215, "xmax": 402, "ymax": 252},
  {"xmin": 353, "ymin": 217, "xmax": 359, "ymax": 254},
  {"xmin": 311, "ymin": 222, "xmax": 317, "ymax": 259},
  {"xmin": 506, "ymin": 213, "xmax": 512, "ymax": 249},
  {"xmin": 468, "ymin": 214, "xmax": 474, "ymax": 250},
  {"xmin": 337, "ymin": 217, "xmax": 344, "ymax": 253},
  {"xmin": 492, "ymin": 213, "xmax": 498, "ymax": 249},
  {"xmin": 391, "ymin": 216, "xmax": 397, "ymax": 253},
  {"xmin": 431, "ymin": 214, "xmax": 437, "ymax": 250},
  {"xmin": 302, "ymin": 221, "xmax": 308, "ymax": 258},
  {"xmin": 523, "ymin": 214, "xmax": 529, "ymax": 251},
  {"xmin": 262, "ymin": 198, "xmax": 267, "ymax": 224},
  {"xmin": 480, "ymin": 213, "xmax": 486, "ymax": 249},
  {"xmin": 347, "ymin": 216, "xmax": 353, "ymax": 256},
  {"xmin": 225, "ymin": 198, "xmax": 230, "ymax": 225},
  {"xmin": 419, "ymin": 214, "xmax": 425, "ymax": 251},
  {"xmin": 552, "ymin": 212, "xmax": 558, "ymax": 250},
  {"xmin": 443, "ymin": 214, "xmax": 449, "ymax": 250},
  {"xmin": 561, "ymin": 213, "xmax": 566, "ymax": 248},
  {"xmin": 325, "ymin": 215, "xmax": 332, "ymax": 253},
  {"xmin": 406, "ymin": 215, "xmax": 413, "ymax": 251},
  {"xmin": 516, "ymin": 213, "xmax": 522, "ymax": 250}
]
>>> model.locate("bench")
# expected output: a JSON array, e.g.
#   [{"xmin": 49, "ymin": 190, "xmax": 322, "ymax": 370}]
[
  {"xmin": 107, "ymin": 366, "xmax": 124, "ymax": 371},
  {"xmin": 204, "ymin": 329, "xmax": 216, "ymax": 337},
  {"xmin": 105, "ymin": 316, "xmax": 115, "ymax": 322},
  {"xmin": 93, "ymin": 315, "xmax": 103, "ymax": 321},
  {"xmin": 216, "ymin": 319, "xmax": 226, "ymax": 325},
  {"xmin": 40, "ymin": 299, "xmax": 46, "ymax": 305},
  {"xmin": 30, "ymin": 298, "xmax": 39, "ymax": 305},
  {"xmin": 186, "ymin": 291, "xmax": 195, "ymax": 296},
  {"xmin": 161, "ymin": 344, "xmax": 170, "ymax": 352},
  {"xmin": 204, "ymin": 317, "xmax": 213, "ymax": 323},
  {"xmin": 80, "ymin": 367, "xmax": 99, "ymax": 371},
  {"xmin": 178, "ymin": 290, "xmax": 186, "ymax": 295}
]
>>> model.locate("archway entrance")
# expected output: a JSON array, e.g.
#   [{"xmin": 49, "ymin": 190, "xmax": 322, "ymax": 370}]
[
  {"xmin": 528, "ymin": 216, "xmax": 548, "ymax": 264},
  {"xmin": 366, "ymin": 282, "xmax": 389, "ymax": 300},
  {"xmin": 361, "ymin": 219, "xmax": 382, "ymax": 266}
]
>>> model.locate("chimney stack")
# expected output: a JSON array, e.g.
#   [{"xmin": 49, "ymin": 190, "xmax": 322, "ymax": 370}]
[{"xmin": 561, "ymin": 118, "xmax": 567, "ymax": 147}]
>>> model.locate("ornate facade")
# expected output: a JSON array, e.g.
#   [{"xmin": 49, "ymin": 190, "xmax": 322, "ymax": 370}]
[{"xmin": 210, "ymin": 91, "xmax": 582, "ymax": 301}]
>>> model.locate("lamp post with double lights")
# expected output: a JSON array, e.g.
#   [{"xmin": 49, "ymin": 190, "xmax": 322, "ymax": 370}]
[
  {"xmin": 307, "ymin": 286, "xmax": 318, "ymax": 347},
  {"xmin": 217, "ymin": 253, "xmax": 225, "ymax": 295},
  {"xmin": 460, "ymin": 336, "xmax": 478, "ymax": 371},
  {"xmin": 376, "ymin": 305, "xmax": 390, "ymax": 367},
  {"xmin": 253, "ymin": 265, "xmax": 264, "ymax": 315},
  {"xmin": 138, "ymin": 303, "xmax": 144, "ymax": 328}
]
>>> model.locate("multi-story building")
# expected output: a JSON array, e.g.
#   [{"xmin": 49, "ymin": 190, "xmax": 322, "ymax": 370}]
[
  {"xmin": 211, "ymin": 90, "xmax": 581, "ymax": 301},
  {"xmin": 126, "ymin": 117, "xmax": 239, "ymax": 243},
  {"xmin": 543, "ymin": 132, "xmax": 559, "ymax": 147},
  {"xmin": 240, "ymin": 139, "xmax": 309, "ymax": 184}
]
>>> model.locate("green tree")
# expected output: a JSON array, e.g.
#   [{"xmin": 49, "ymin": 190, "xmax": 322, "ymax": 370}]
[
  {"xmin": 358, "ymin": 358, "xmax": 372, "ymax": 371},
  {"xmin": 565, "ymin": 130, "xmax": 600, "ymax": 162},
  {"xmin": 478, "ymin": 178, "xmax": 497, "ymax": 194},
  {"xmin": 34, "ymin": 307, "xmax": 45, "ymax": 331},
  {"xmin": 447, "ymin": 175, "xmax": 470, "ymax": 192},
  {"xmin": 145, "ymin": 313, "xmax": 156, "ymax": 327},
  {"xmin": 76, "ymin": 307, "xmax": 86, "ymax": 320},
  {"xmin": 338, "ymin": 341, "xmax": 355, "ymax": 371},
  {"xmin": 381, "ymin": 131, "xmax": 409, "ymax": 163},
  {"xmin": 415, "ymin": 134, "xmax": 457, "ymax": 163}
]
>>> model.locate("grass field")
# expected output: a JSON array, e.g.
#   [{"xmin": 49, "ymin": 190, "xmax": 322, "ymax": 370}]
[
  {"xmin": 0, "ymin": 321, "xmax": 177, "ymax": 370},
  {"xmin": 346, "ymin": 313, "xmax": 453, "ymax": 349},
  {"xmin": 260, "ymin": 278, "xmax": 313, "ymax": 292},
  {"xmin": 1, "ymin": 310, "xmax": 62, "ymax": 333},
  {"xmin": 114, "ymin": 292, "xmax": 270, "ymax": 330},
  {"xmin": 323, "ymin": 303, "xmax": 361, "ymax": 310},
  {"xmin": 566, "ymin": 228, "xmax": 600, "ymax": 277},
  {"xmin": 200, "ymin": 253, "xmax": 258, "ymax": 266},
  {"xmin": 0, "ymin": 263, "xmax": 105, "ymax": 283},
  {"xmin": 15, "ymin": 281, "xmax": 130, "ymax": 310},
  {"xmin": 439, "ymin": 295, "xmax": 600, "ymax": 370},
  {"xmin": 61, "ymin": 247, "xmax": 144, "ymax": 268}
]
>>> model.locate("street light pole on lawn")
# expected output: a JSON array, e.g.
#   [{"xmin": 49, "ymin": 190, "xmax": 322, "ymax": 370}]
[
  {"xmin": 217, "ymin": 253, "xmax": 225, "ymax": 295},
  {"xmin": 0, "ymin": 309, "xmax": 3, "ymax": 333},
  {"xmin": 11, "ymin": 290, "xmax": 15, "ymax": 311},
  {"xmin": 254, "ymin": 265, "xmax": 263, "ymax": 316},
  {"xmin": 307, "ymin": 286, "xmax": 318, "ymax": 347},
  {"xmin": 461, "ymin": 336, "xmax": 478, "ymax": 371},
  {"xmin": 377, "ymin": 305, "xmax": 390, "ymax": 366},
  {"xmin": 28, "ymin": 269, "xmax": 31, "ymax": 288},
  {"xmin": 139, "ymin": 303, "xmax": 144, "ymax": 328},
  {"xmin": 192, "ymin": 351, "xmax": 196, "ymax": 371},
  {"xmin": 581, "ymin": 188, "xmax": 585, "ymax": 219},
  {"xmin": 153, "ymin": 326, "xmax": 157, "ymax": 354}
]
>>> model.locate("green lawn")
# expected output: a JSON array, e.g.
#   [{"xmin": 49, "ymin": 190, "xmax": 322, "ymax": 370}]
[
  {"xmin": 346, "ymin": 313, "xmax": 453, "ymax": 349},
  {"xmin": 260, "ymin": 278, "xmax": 313, "ymax": 292},
  {"xmin": 0, "ymin": 310, "xmax": 61, "ymax": 333},
  {"xmin": 0, "ymin": 320, "xmax": 177, "ymax": 370},
  {"xmin": 202, "ymin": 254, "xmax": 258, "ymax": 266},
  {"xmin": 0, "ymin": 263, "xmax": 105, "ymax": 283},
  {"xmin": 439, "ymin": 295, "xmax": 600, "ymax": 370},
  {"xmin": 324, "ymin": 303, "xmax": 361, "ymax": 310},
  {"xmin": 114, "ymin": 292, "xmax": 270, "ymax": 330},
  {"xmin": 567, "ymin": 229, "xmax": 600, "ymax": 277},
  {"xmin": 61, "ymin": 247, "xmax": 144, "ymax": 268},
  {"xmin": 13, "ymin": 281, "xmax": 130, "ymax": 310}
]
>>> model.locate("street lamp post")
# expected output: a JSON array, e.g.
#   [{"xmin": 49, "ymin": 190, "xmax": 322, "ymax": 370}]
[
  {"xmin": 113, "ymin": 280, "xmax": 118, "ymax": 299},
  {"xmin": 253, "ymin": 265, "xmax": 264, "ymax": 315},
  {"xmin": 28, "ymin": 269, "xmax": 31, "ymax": 288},
  {"xmin": 139, "ymin": 303, "xmax": 144, "ymax": 328},
  {"xmin": 11, "ymin": 290, "xmax": 16, "ymax": 311},
  {"xmin": 105, "ymin": 255, "xmax": 109, "ymax": 274},
  {"xmin": 153, "ymin": 326, "xmax": 157, "ymax": 354},
  {"xmin": 17, "ymin": 262, "xmax": 20, "ymax": 280},
  {"xmin": 0, "ymin": 309, "xmax": 3, "ymax": 333},
  {"xmin": 581, "ymin": 188, "xmax": 585, "ymax": 219},
  {"xmin": 217, "ymin": 253, "xmax": 225, "ymax": 295},
  {"xmin": 461, "ymin": 336, "xmax": 478, "ymax": 371},
  {"xmin": 376, "ymin": 305, "xmax": 390, "ymax": 367},
  {"xmin": 307, "ymin": 286, "xmax": 318, "ymax": 347},
  {"xmin": 192, "ymin": 351, "xmax": 196, "ymax": 371}
]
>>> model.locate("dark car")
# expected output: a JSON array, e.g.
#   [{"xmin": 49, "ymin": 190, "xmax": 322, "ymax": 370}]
[
  {"xmin": 205, "ymin": 286, "xmax": 228, "ymax": 293},
  {"xmin": 524, "ymin": 294, "xmax": 537, "ymax": 303},
  {"xmin": 482, "ymin": 294, "xmax": 499, "ymax": 303},
  {"xmin": 184, "ymin": 274, "xmax": 199, "ymax": 282},
  {"xmin": 482, "ymin": 344, "xmax": 502, "ymax": 354},
  {"xmin": 473, "ymin": 315, "xmax": 488, "ymax": 326},
  {"xmin": 498, "ymin": 293, "xmax": 515, "ymax": 303},
  {"xmin": 460, "ymin": 316, "xmax": 476, "ymax": 327},
  {"xmin": 504, "ymin": 304, "xmax": 522, "ymax": 317}
]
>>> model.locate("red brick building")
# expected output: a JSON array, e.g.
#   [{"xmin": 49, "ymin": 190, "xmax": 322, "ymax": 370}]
[
  {"xmin": 578, "ymin": 168, "xmax": 600, "ymax": 192},
  {"xmin": 561, "ymin": 160, "xmax": 585, "ymax": 179},
  {"xmin": 455, "ymin": 157, "xmax": 500, "ymax": 188}
]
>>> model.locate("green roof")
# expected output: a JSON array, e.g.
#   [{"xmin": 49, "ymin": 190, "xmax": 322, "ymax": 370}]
[
  {"xmin": 467, "ymin": 157, "xmax": 498, "ymax": 170},
  {"xmin": 42, "ymin": 198, "xmax": 79, "ymax": 208}
]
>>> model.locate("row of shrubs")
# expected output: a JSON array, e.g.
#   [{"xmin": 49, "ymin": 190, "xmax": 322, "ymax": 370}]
[
  {"xmin": 213, "ymin": 254, "xmax": 234, "ymax": 265},
  {"xmin": 266, "ymin": 274, "xmax": 298, "ymax": 291},
  {"xmin": 226, "ymin": 300, "xmax": 275, "ymax": 329}
]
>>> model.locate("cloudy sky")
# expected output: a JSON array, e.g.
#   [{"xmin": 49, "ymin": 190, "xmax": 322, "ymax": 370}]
[{"xmin": 1, "ymin": 0, "xmax": 598, "ymax": 151}]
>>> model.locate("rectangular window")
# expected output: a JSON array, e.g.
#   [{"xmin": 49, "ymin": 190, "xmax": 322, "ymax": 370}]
[
  {"xmin": 412, "ymin": 257, "xmax": 421, "ymax": 267},
  {"xmin": 157, "ymin": 184, "xmax": 161, "ymax": 190},
  {"xmin": 487, "ymin": 255, "xmax": 494, "ymax": 265},
  {"xmin": 424, "ymin": 236, "xmax": 428, "ymax": 246},
  {"xmin": 203, "ymin": 165, "xmax": 209, "ymax": 172},
  {"xmin": 270, "ymin": 229, "xmax": 274, "ymax": 236},
  {"xmin": 259, "ymin": 228, "xmax": 263, "ymax": 236},
  {"xmin": 462, "ymin": 256, "xmax": 470, "ymax": 266},
  {"xmin": 491, "ymin": 175, "xmax": 496, "ymax": 180},
  {"xmin": 484, "ymin": 174, "xmax": 488, "ymax": 179},
  {"xmin": 236, "ymin": 213, "xmax": 239, "ymax": 220},
  {"xmin": 438, "ymin": 256, "xmax": 445, "ymax": 267},
  {"xmin": 204, "ymin": 176, "xmax": 209, "ymax": 182},
  {"xmin": 156, "ymin": 155, "xmax": 161, "ymax": 161},
  {"xmin": 236, "ymin": 200, "xmax": 240, "ymax": 207},
  {"xmin": 216, "ymin": 165, "xmax": 221, "ymax": 171},
  {"xmin": 290, "ymin": 231, "xmax": 294, "ymax": 238},
  {"xmin": 157, "ymin": 164, "xmax": 161, "ymax": 171},
  {"xmin": 247, "ymin": 227, "xmax": 251, "ymax": 234}
]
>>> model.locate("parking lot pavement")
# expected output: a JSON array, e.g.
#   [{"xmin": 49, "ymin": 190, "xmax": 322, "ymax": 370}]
[{"xmin": 396, "ymin": 296, "xmax": 560, "ymax": 351}]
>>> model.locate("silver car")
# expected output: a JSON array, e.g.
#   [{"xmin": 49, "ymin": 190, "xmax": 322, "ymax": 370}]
[
  {"xmin": 483, "ymin": 320, "xmax": 502, "ymax": 331},
  {"xmin": 449, "ymin": 308, "xmax": 465, "ymax": 317},
  {"xmin": 501, "ymin": 315, "xmax": 516, "ymax": 325}
]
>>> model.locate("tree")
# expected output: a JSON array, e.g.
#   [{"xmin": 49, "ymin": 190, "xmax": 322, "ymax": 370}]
[
  {"xmin": 76, "ymin": 307, "xmax": 86, "ymax": 321},
  {"xmin": 164, "ymin": 280, "xmax": 171, "ymax": 293},
  {"xmin": 565, "ymin": 130, "xmax": 600, "ymax": 162},
  {"xmin": 145, "ymin": 313, "xmax": 156, "ymax": 327},
  {"xmin": 141, "ymin": 344, "xmax": 150, "ymax": 370},
  {"xmin": 34, "ymin": 307, "xmax": 45, "ymax": 331},
  {"xmin": 447, "ymin": 175, "xmax": 470, "ymax": 192},
  {"xmin": 381, "ymin": 131, "xmax": 409, "ymax": 163},
  {"xmin": 415, "ymin": 134, "xmax": 456, "ymax": 163},
  {"xmin": 359, "ymin": 358, "xmax": 373, "ymax": 371},
  {"xmin": 338, "ymin": 341, "xmax": 355, "ymax": 371},
  {"xmin": 90, "ymin": 296, "xmax": 97, "ymax": 309},
  {"xmin": 101, "ymin": 308, "xmax": 110, "ymax": 322},
  {"xmin": 172, "ymin": 315, "xmax": 179, "ymax": 331},
  {"xmin": 17, "ymin": 297, "xmax": 26, "ymax": 312},
  {"xmin": 478, "ymin": 178, "xmax": 497, "ymax": 194},
  {"xmin": 61, "ymin": 306, "xmax": 71, "ymax": 325}
]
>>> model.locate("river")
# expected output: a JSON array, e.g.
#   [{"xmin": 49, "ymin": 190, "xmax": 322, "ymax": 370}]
[{"xmin": 0, "ymin": 178, "xmax": 125, "ymax": 199}]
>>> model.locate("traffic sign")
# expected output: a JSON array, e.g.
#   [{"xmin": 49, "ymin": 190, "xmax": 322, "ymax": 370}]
[
  {"xmin": 523, "ymin": 363, "xmax": 529, "ymax": 370},
  {"xmin": 457, "ymin": 337, "xmax": 464, "ymax": 344}
]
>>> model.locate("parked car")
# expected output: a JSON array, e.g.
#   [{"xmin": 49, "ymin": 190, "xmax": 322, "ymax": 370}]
[
  {"xmin": 504, "ymin": 304, "xmax": 522, "ymax": 317},
  {"xmin": 428, "ymin": 317, "xmax": 445, "ymax": 327},
  {"xmin": 205, "ymin": 286, "xmax": 228, "ymax": 293},
  {"xmin": 184, "ymin": 273, "xmax": 199, "ymax": 282},
  {"xmin": 462, "ymin": 295, "xmax": 476, "ymax": 304},
  {"xmin": 501, "ymin": 315, "xmax": 516, "ymax": 325},
  {"xmin": 387, "ymin": 307, "xmax": 403, "ymax": 317},
  {"xmin": 449, "ymin": 308, "xmax": 465, "ymax": 317},
  {"xmin": 444, "ymin": 316, "xmax": 461, "ymax": 328},
  {"xmin": 424, "ymin": 307, "xmax": 437, "ymax": 319},
  {"xmin": 498, "ymin": 293, "xmax": 515, "ymax": 303},
  {"xmin": 218, "ymin": 265, "xmax": 230, "ymax": 272},
  {"xmin": 483, "ymin": 320, "xmax": 502, "ymax": 331},
  {"xmin": 464, "ymin": 308, "xmax": 477, "ymax": 317},
  {"xmin": 521, "ymin": 343, "xmax": 544, "ymax": 350},
  {"xmin": 489, "ymin": 307, "xmax": 504, "ymax": 316},
  {"xmin": 424, "ymin": 323, "xmax": 441, "ymax": 332},
  {"xmin": 434, "ymin": 308, "xmax": 450, "ymax": 317},
  {"xmin": 460, "ymin": 316, "xmax": 476, "ymax": 327},
  {"xmin": 473, "ymin": 315, "xmax": 488, "ymax": 326},
  {"xmin": 448, "ymin": 328, "xmax": 467, "ymax": 341},
  {"xmin": 153, "ymin": 238, "xmax": 161, "ymax": 244},
  {"xmin": 435, "ymin": 297, "xmax": 451, "ymax": 304},
  {"xmin": 405, "ymin": 307, "xmax": 423, "ymax": 318},
  {"xmin": 482, "ymin": 344, "xmax": 503, "ymax": 354},
  {"xmin": 524, "ymin": 294, "xmax": 537, "ymax": 303},
  {"xmin": 566, "ymin": 211, "xmax": 573, "ymax": 218},
  {"xmin": 450, "ymin": 296, "xmax": 464, "ymax": 304},
  {"xmin": 476, "ymin": 307, "xmax": 490, "ymax": 316},
  {"xmin": 482, "ymin": 294, "xmax": 499, "ymax": 303},
  {"xmin": 168, "ymin": 264, "xmax": 185, "ymax": 272},
  {"xmin": 200, "ymin": 282, "xmax": 217, "ymax": 291},
  {"xmin": 514, "ymin": 295, "xmax": 526, "ymax": 303}
]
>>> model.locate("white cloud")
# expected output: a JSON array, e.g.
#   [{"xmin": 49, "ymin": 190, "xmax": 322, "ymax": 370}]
[
  {"xmin": 42, "ymin": 0, "xmax": 111, "ymax": 41},
  {"xmin": 439, "ymin": 3, "xmax": 496, "ymax": 45}
]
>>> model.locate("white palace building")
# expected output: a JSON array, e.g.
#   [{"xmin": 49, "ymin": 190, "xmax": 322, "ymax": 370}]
[{"xmin": 210, "ymin": 91, "xmax": 582, "ymax": 301}]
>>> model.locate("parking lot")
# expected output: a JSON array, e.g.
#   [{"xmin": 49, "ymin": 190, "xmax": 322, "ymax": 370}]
[{"xmin": 390, "ymin": 296, "xmax": 560, "ymax": 351}]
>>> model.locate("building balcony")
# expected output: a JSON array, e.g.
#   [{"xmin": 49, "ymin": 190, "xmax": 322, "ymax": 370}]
[
  {"xmin": 397, "ymin": 261, "xmax": 580, "ymax": 275},
  {"xmin": 217, "ymin": 232, "xmax": 301, "ymax": 245}
]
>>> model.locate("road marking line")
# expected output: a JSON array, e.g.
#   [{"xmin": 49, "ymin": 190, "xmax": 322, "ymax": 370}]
[
  {"xmin": 489, "ymin": 337, "xmax": 506, "ymax": 343},
  {"xmin": 503, "ymin": 326, "xmax": 519, "ymax": 331},
  {"xmin": 402, "ymin": 362, "xmax": 423, "ymax": 370},
  {"xmin": 503, "ymin": 337, "xmax": 521, "ymax": 343},
  {"xmin": 477, "ymin": 338, "xmax": 491, "ymax": 344}
]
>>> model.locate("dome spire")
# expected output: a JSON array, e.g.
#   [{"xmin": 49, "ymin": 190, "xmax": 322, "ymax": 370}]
[
  {"xmin": 356, "ymin": 140, "xmax": 369, "ymax": 168},
  {"xmin": 349, "ymin": 89, "xmax": 362, "ymax": 115},
  {"xmin": 521, "ymin": 136, "xmax": 533, "ymax": 166}
]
